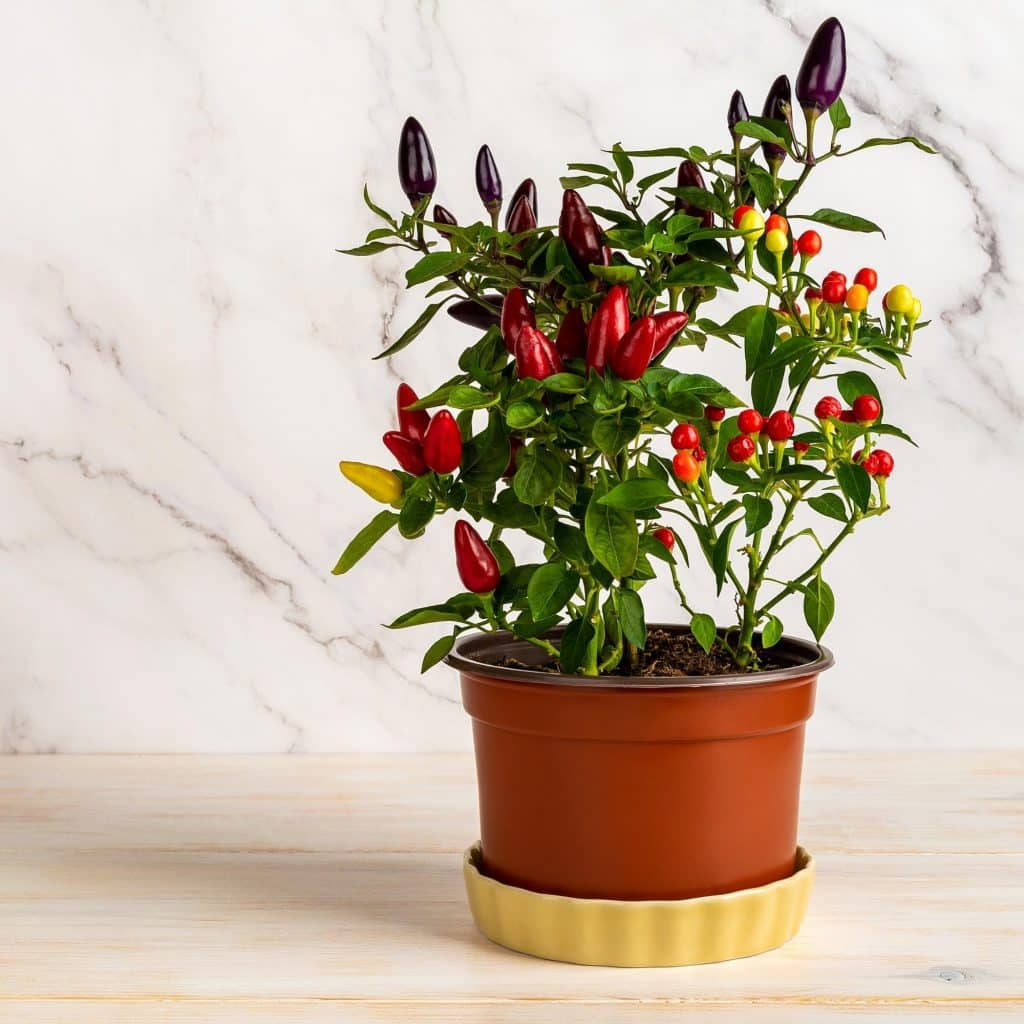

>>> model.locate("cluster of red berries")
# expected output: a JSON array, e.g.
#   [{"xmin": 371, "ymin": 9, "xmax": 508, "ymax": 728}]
[
  {"xmin": 806, "ymin": 267, "xmax": 877, "ymax": 310},
  {"xmin": 854, "ymin": 448, "xmax": 894, "ymax": 478},
  {"xmin": 670, "ymin": 421, "xmax": 707, "ymax": 483},
  {"xmin": 814, "ymin": 393, "xmax": 881, "ymax": 425},
  {"xmin": 726, "ymin": 408, "xmax": 795, "ymax": 463}
]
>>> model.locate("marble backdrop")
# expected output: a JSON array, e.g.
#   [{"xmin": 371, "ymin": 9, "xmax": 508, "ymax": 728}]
[{"xmin": 1, "ymin": 0, "xmax": 1021, "ymax": 752}]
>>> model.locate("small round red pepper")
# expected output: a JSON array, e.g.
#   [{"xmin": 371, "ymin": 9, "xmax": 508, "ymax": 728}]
[
  {"xmin": 609, "ymin": 316, "xmax": 656, "ymax": 380},
  {"xmin": 821, "ymin": 275, "xmax": 846, "ymax": 305},
  {"xmin": 872, "ymin": 449, "xmax": 894, "ymax": 478},
  {"xmin": 765, "ymin": 410, "xmax": 795, "ymax": 442},
  {"xmin": 797, "ymin": 230, "xmax": 822, "ymax": 256},
  {"xmin": 854, "ymin": 267, "xmax": 878, "ymax": 292},
  {"xmin": 728, "ymin": 435, "xmax": 756, "ymax": 463},
  {"xmin": 705, "ymin": 405, "xmax": 726, "ymax": 423},
  {"xmin": 422, "ymin": 409, "xmax": 462, "ymax": 474},
  {"xmin": 671, "ymin": 422, "xmax": 700, "ymax": 450},
  {"xmin": 454, "ymin": 520, "xmax": 501, "ymax": 593},
  {"xmin": 500, "ymin": 288, "xmax": 535, "ymax": 354},
  {"xmin": 737, "ymin": 408, "xmax": 764, "ymax": 435},
  {"xmin": 585, "ymin": 285, "xmax": 630, "ymax": 372},
  {"xmin": 814, "ymin": 395, "xmax": 842, "ymax": 420},
  {"xmin": 673, "ymin": 450, "xmax": 700, "ymax": 483},
  {"xmin": 852, "ymin": 394, "xmax": 880, "ymax": 424},
  {"xmin": 652, "ymin": 527, "xmax": 675, "ymax": 550}
]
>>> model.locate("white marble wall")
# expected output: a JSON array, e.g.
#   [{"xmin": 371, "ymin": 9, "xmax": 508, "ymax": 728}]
[{"xmin": 1, "ymin": 0, "xmax": 1021, "ymax": 751}]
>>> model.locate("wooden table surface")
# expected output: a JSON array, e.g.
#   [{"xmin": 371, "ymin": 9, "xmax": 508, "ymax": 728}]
[{"xmin": 0, "ymin": 752, "xmax": 1020, "ymax": 1021}]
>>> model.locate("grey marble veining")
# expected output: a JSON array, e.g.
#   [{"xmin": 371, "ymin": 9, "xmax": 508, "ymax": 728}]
[{"xmin": 0, "ymin": 0, "xmax": 1021, "ymax": 751}]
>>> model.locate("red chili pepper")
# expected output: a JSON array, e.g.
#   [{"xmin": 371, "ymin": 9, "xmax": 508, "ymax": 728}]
[
  {"xmin": 396, "ymin": 383, "xmax": 430, "ymax": 443},
  {"xmin": 672, "ymin": 450, "xmax": 700, "ymax": 483},
  {"xmin": 671, "ymin": 422, "xmax": 700, "ymax": 450},
  {"xmin": 506, "ymin": 194, "xmax": 537, "ymax": 235},
  {"xmin": 728, "ymin": 435, "xmax": 756, "ymax": 462},
  {"xmin": 854, "ymin": 267, "xmax": 878, "ymax": 292},
  {"xmin": 797, "ymin": 230, "xmax": 822, "ymax": 256},
  {"xmin": 872, "ymin": 449, "xmax": 894, "ymax": 477},
  {"xmin": 500, "ymin": 288, "xmax": 535, "ymax": 353},
  {"xmin": 805, "ymin": 287, "xmax": 822, "ymax": 303},
  {"xmin": 823, "ymin": 269, "xmax": 847, "ymax": 285},
  {"xmin": 852, "ymin": 394, "xmax": 880, "ymax": 423},
  {"xmin": 855, "ymin": 450, "xmax": 880, "ymax": 475},
  {"xmin": 705, "ymin": 405, "xmax": 726, "ymax": 423},
  {"xmin": 609, "ymin": 316, "xmax": 656, "ymax": 380},
  {"xmin": 765, "ymin": 410, "xmax": 795, "ymax": 442},
  {"xmin": 765, "ymin": 213, "xmax": 789, "ymax": 235},
  {"xmin": 382, "ymin": 431, "xmax": 427, "ymax": 475},
  {"xmin": 692, "ymin": 444, "xmax": 707, "ymax": 463},
  {"xmin": 821, "ymin": 277, "xmax": 846, "ymax": 305},
  {"xmin": 651, "ymin": 310, "xmax": 689, "ymax": 356},
  {"xmin": 559, "ymin": 189, "xmax": 604, "ymax": 272},
  {"xmin": 814, "ymin": 396, "xmax": 842, "ymax": 420},
  {"xmin": 555, "ymin": 307, "xmax": 587, "ymax": 359},
  {"xmin": 422, "ymin": 409, "xmax": 462, "ymax": 474},
  {"xmin": 454, "ymin": 520, "xmax": 501, "ymax": 593},
  {"xmin": 585, "ymin": 285, "xmax": 630, "ymax": 372},
  {"xmin": 652, "ymin": 527, "xmax": 675, "ymax": 550},
  {"xmin": 514, "ymin": 325, "xmax": 563, "ymax": 380},
  {"xmin": 737, "ymin": 408, "xmax": 764, "ymax": 435},
  {"xmin": 793, "ymin": 441, "xmax": 811, "ymax": 453},
  {"xmin": 732, "ymin": 204, "xmax": 754, "ymax": 229}
]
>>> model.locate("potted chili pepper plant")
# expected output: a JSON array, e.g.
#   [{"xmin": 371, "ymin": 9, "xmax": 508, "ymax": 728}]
[{"xmin": 335, "ymin": 16, "xmax": 933, "ymax": 966}]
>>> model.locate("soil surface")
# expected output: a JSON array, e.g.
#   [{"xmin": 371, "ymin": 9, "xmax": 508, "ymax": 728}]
[{"xmin": 494, "ymin": 628, "xmax": 787, "ymax": 678}]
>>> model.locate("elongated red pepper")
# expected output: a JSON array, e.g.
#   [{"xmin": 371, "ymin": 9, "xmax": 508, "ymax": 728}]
[
  {"xmin": 609, "ymin": 316, "xmax": 656, "ymax": 380},
  {"xmin": 555, "ymin": 307, "xmax": 587, "ymax": 359},
  {"xmin": 585, "ymin": 285, "xmax": 630, "ymax": 372},
  {"xmin": 506, "ymin": 194, "xmax": 536, "ymax": 235},
  {"xmin": 454, "ymin": 520, "xmax": 501, "ymax": 593},
  {"xmin": 382, "ymin": 431, "xmax": 427, "ymax": 475},
  {"xmin": 500, "ymin": 287, "xmax": 535, "ymax": 353},
  {"xmin": 515, "ymin": 325, "xmax": 563, "ymax": 380},
  {"xmin": 506, "ymin": 178, "xmax": 537, "ymax": 226},
  {"xmin": 422, "ymin": 409, "xmax": 462, "ymax": 474},
  {"xmin": 396, "ymin": 383, "xmax": 430, "ymax": 443},
  {"xmin": 559, "ymin": 189, "xmax": 604, "ymax": 272},
  {"xmin": 650, "ymin": 310, "xmax": 689, "ymax": 357}
]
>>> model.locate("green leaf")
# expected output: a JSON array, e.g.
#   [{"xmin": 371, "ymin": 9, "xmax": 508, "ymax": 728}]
[
  {"xmin": 541, "ymin": 373, "xmax": 587, "ymax": 394},
  {"xmin": 405, "ymin": 251, "xmax": 470, "ymax": 287},
  {"xmin": 742, "ymin": 495, "xmax": 773, "ymax": 535},
  {"xmin": 666, "ymin": 372, "xmax": 742, "ymax": 407},
  {"xmin": 363, "ymin": 184, "xmax": 397, "ymax": 225},
  {"xmin": 836, "ymin": 462, "xmax": 872, "ymax": 513},
  {"xmin": 744, "ymin": 309, "xmax": 777, "ymax": 379},
  {"xmin": 553, "ymin": 522, "xmax": 590, "ymax": 565},
  {"xmin": 665, "ymin": 261, "xmax": 738, "ymax": 291},
  {"xmin": 809, "ymin": 493, "xmax": 848, "ymax": 522},
  {"xmin": 599, "ymin": 478, "xmax": 676, "ymax": 511},
  {"xmin": 828, "ymin": 97, "xmax": 851, "ymax": 133},
  {"xmin": 388, "ymin": 604, "xmax": 468, "ymax": 629},
  {"xmin": 839, "ymin": 136, "xmax": 936, "ymax": 156},
  {"xmin": 585, "ymin": 482, "xmax": 639, "ymax": 579},
  {"xmin": 751, "ymin": 363, "xmax": 784, "ymax": 414},
  {"xmin": 793, "ymin": 208, "xmax": 885, "ymax": 237},
  {"xmin": 421, "ymin": 633, "xmax": 454, "ymax": 672},
  {"xmin": 745, "ymin": 165, "xmax": 776, "ymax": 210},
  {"xmin": 505, "ymin": 399, "xmax": 545, "ymax": 430},
  {"xmin": 690, "ymin": 612, "xmax": 717, "ymax": 654},
  {"xmin": 732, "ymin": 119, "xmax": 785, "ymax": 145},
  {"xmin": 589, "ymin": 263, "xmax": 638, "ymax": 284},
  {"xmin": 332, "ymin": 511, "xmax": 399, "ymax": 575},
  {"xmin": 611, "ymin": 143, "xmax": 634, "ymax": 184},
  {"xmin": 337, "ymin": 240, "xmax": 397, "ymax": 256},
  {"xmin": 802, "ymin": 574, "xmax": 835, "ymax": 641},
  {"xmin": 374, "ymin": 301, "xmax": 448, "ymax": 359},
  {"xmin": 460, "ymin": 412, "xmax": 510, "ymax": 488},
  {"xmin": 527, "ymin": 564, "xmax": 580, "ymax": 620},
  {"xmin": 593, "ymin": 416, "xmax": 641, "ymax": 457},
  {"xmin": 559, "ymin": 617, "xmax": 595, "ymax": 674},
  {"xmin": 447, "ymin": 385, "xmax": 498, "ymax": 410},
  {"xmin": 761, "ymin": 614, "xmax": 783, "ymax": 648},
  {"xmin": 617, "ymin": 589, "xmax": 647, "ymax": 648},
  {"xmin": 712, "ymin": 518, "xmax": 740, "ymax": 594},
  {"xmin": 398, "ymin": 493, "xmax": 435, "ymax": 538},
  {"xmin": 837, "ymin": 370, "xmax": 881, "ymax": 409},
  {"xmin": 513, "ymin": 444, "xmax": 563, "ymax": 505}
]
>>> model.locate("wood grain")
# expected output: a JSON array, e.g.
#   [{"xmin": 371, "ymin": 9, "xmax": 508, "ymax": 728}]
[{"xmin": 0, "ymin": 753, "xmax": 1020, "ymax": 1022}]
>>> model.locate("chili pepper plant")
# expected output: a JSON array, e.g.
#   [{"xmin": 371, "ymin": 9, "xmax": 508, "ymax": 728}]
[{"xmin": 336, "ymin": 16, "xmax": 934, "ymax": 675}]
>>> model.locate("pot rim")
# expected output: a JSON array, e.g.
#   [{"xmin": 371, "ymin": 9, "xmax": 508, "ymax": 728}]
[{"xmin": 446, "ymin": 623, "xmax": 834, "ymax": 689}]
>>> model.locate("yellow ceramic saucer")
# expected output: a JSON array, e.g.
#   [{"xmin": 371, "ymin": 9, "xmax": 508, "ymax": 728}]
[{"xmin": 464, "ymin": 842, "xmax": 814, "ymax": 967}]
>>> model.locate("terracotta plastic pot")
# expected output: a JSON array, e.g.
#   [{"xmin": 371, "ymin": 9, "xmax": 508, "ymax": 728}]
[{"xmin": 448, "ymin": 625, "xmax": 833, "ymax": 901}]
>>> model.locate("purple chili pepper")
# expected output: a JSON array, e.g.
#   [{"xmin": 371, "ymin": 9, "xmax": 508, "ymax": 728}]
[
  {"xmin": 761, "ymin": 75, "xmax": 792, "ymax": 170},
  {"xmin": 795, "ymin": 17, "xmax": 847, "ymax": 114},
  {"xmin": 506, "ymin": 178, "xmax": 538, "ymax": 227},
  {"xmin": 397, "ymin": 116, "xmax": 436, "ymax": 207},
  {"xmin": 727, "ymin": 90, "xmax": 749, "ymax": 143},
  {"xmin": 475, "ymin": 145, "xmax": 502, "ymax": 216}
]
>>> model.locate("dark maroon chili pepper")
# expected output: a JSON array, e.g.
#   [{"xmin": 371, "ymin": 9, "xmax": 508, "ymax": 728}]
[
  {"xmin": 728, "ymin": 90, "xmax": 749, "ymax": 142},
  {"xmin": 396, "ymin": 383, "xmax": 430, "ymax": 444},
  {"xmin": 609, "ymin": 316, "xmax": 656, "ymax": 381},
  {"xmin": 559, "ymin": 189, "xmax": 604, "ymax": 273},
  {"xmin": 422, "ymin": 409, "xmax": 462, "ymax": 474},
  {"xmin": 506, "ymin": 178, "xmax": 537, "ymax": 227},
  {"xmin": 475, "ymin": 144, "xmax": 502, "ymax": 217},
  {"xmin": 650, "ymin": 310, "xmax": 690, "ymax": 357},
  {"xmin": 514, "ymin": 325, "xmax": 563, "ymax": 380},
  {"xmin": 500, "ymin": 288, "xmax": 536, "ymax": 353},
  {"xmin": 555, "ymin": 307, "xmax": 587, "ymax": 359},
  {"xmin": 585, "ymin": 285, "xmax": 630, "ymax": 373},
  {"xmin": 432, "ymin": 204, "xmax": 458, "ymax": 237},
  {"xmin": 505, "ymin": 194, "xmax": 537, "ymax": 235},
  {"xmin": 454, "ymin": 520, "xmax": 501, "ymax": 593},
  {"xmin": 761, "ymin": 74, "xmax": 792, "ymax": 171},
  {"xmin": 673, "ymin": 160, "xmax": 714, "ymax": 229},
  {"xmin": 795, "ymin": 17, "xmax": 846, "ymax": 157},
  {"xmin": 382, "ymin": 431, "xmax": 427, "ymax": 475},
  {"xmin": 397, "ymin": 116, "xmax": 436, "ymax": 206},
  {"xmin": 446, "ymin": 295, "xmax": 503, "ymax": 331}
]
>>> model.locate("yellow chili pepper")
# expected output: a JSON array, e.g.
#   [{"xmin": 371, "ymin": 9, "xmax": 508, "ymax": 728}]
[{"xmin": 339, "ymin": 461, "xmax": 403, "ymax": 504}]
